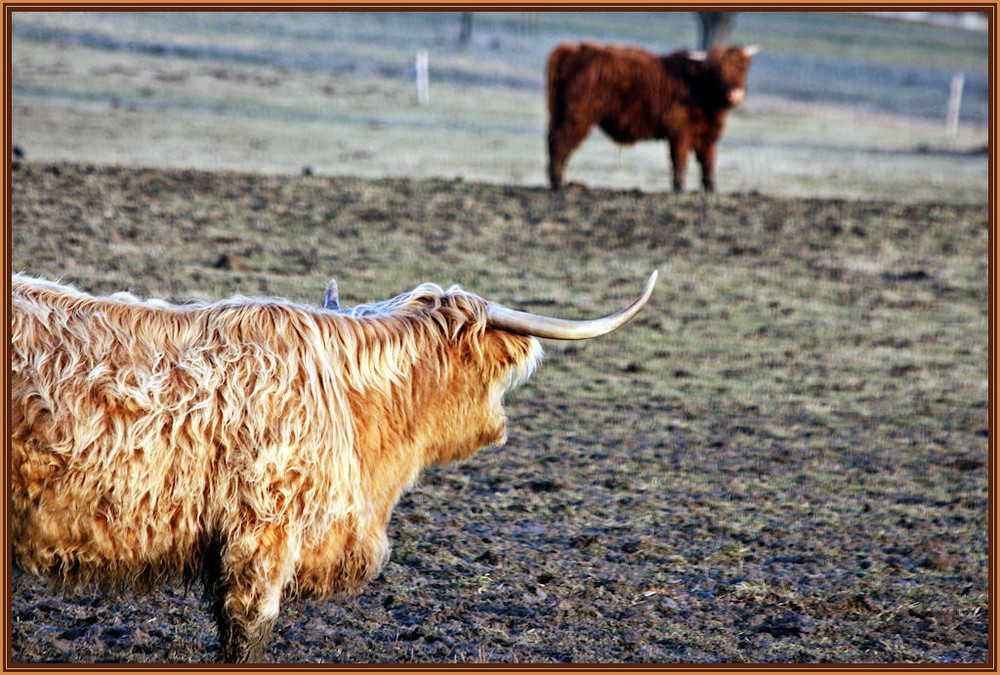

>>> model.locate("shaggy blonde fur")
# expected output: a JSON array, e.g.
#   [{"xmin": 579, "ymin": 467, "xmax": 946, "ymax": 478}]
[{"xmin": 10, "ymin": 273, "xmax": 541, "ymax": 662}]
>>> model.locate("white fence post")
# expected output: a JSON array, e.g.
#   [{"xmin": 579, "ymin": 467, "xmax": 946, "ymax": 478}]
[
  {"xmin": 946, "ymin": 72, "xmax": 964, "ymax": 137},
  {"xmin": 415, "ymin": 49, "xmax": 429, "ymax": 106}
]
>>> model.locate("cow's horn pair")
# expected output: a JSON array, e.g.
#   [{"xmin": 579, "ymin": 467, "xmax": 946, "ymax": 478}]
[
  {"xmin": 485, "ymin": 270, "xmax": 658, "ymax": 340},
  {"xmin": 689, "ymin": 45, "xmax": 761, "ymax": 61},
  {"xmin": 325, "ymin": 270, "xmax": 658, "ymax": 340}
]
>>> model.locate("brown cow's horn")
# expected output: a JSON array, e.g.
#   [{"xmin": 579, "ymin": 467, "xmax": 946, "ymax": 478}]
[
  {"xmin": 324, "ymin": 279, "xmax": 340, "ymax": 310},
  {"xmin": 744, "ymin": 45, "xmax": 761, "ymax": 57},
  {"xmin": 486, "ymin": 270, "xmax": 658, "ymax": 340},
  {"xmin": 687, "ymin": 50, "xmax": 707, "ymax": 61}
]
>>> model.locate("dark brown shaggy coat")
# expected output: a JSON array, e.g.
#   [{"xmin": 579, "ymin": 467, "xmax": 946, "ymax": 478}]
[{"xmin": 547, "ymin": 42, "xmax": 756, "ymax": 192}]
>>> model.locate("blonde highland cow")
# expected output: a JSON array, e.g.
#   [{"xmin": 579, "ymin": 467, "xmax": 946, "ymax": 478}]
[{"xmin": 10, "ymin": 270, "xmax": 656, "ymax": 662}]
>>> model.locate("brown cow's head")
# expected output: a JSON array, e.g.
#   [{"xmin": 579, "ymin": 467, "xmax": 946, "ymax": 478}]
[{"xmin": 688, "ymin": 45, "xmax": 759, "ymax": 108}]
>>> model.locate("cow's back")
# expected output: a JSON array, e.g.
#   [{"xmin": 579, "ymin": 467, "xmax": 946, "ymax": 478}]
[
  {"xmin": 546, "ymin": 42, "xmax": 681, "ymax": 142},
  {"xmin": 10, "ymin": 277, "xmax": 226, "ymax": 587}
]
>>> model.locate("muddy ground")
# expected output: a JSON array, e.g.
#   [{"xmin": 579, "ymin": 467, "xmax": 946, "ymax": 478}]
[{"xmin": 8, "ymin": 162, "xmax": 990, "ymax": 664}]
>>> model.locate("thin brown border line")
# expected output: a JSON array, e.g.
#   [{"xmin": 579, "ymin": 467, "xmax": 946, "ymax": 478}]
[
  {"xmin": 990, "ymin": 0, "xmax": 997, "ymax": 672},
  {"xmin": 985, "ymin": 1, "xmax": 997, "ymax": 671},
  {"xmin": 2, "ymin": 4, "xmax": 994, "ymax": 673},
  {"xmin": 4, "ymin": 0, "xmax": 12, "ymax": 671},
  {"xmin": 0, "ymin": 2, "xmax": 994, "ymax": 8},
  {"xmin": 0, "ymin": 3, "xmax": 995, "ymax": 12},
  {"xmin": 2, "ymin": 4, "xmax": 995, "ymax": 673}
]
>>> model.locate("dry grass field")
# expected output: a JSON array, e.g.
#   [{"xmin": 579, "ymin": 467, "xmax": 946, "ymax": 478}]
[
  {"xmin": 10, "ymin": 11, "xmax": 989, "ymax": 200},
  {"xmin": 10, "ymin": 162, "xmax": 989, "ymax": 663}
]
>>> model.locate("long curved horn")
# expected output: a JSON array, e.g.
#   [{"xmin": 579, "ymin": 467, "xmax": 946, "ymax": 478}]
[
  {"xmin": 486, "ymin": 270, "xmax": 658, "ymax": 340},
  {"xmin": 744, "ymin": 45, "xmax": 761, "ymax": 57}
]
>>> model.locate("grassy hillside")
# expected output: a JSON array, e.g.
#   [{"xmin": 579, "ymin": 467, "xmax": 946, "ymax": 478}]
[{"xmin": 10, "ymin": 11, "xmax": 989, "ymax": 201}]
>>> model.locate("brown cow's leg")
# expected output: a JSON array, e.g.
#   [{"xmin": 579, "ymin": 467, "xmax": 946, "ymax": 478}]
[
  {"xmin": 548, "ymin": 123, "xmax": 590, "ymax": 190},
  {"xmin": 668, "ymin": 137, "xmax": 691, "ymax": 193},
  {"xmin": 210, "ymin": 526, "xmax": 298, "ymax": 662},
  {"xmin": 695, "ymin": 143, "xmax": 717, "ymax": 192}
]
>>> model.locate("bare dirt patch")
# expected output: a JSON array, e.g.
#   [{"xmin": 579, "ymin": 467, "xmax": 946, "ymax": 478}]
[{"xmin": 9, "ymin": 162, "xmax": 989, "ymax": 664}]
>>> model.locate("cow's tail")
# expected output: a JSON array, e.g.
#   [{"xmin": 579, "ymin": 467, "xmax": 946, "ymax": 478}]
[{"xmin": 546, "ymin": 44, "xmax": 577, "ymax": 119}]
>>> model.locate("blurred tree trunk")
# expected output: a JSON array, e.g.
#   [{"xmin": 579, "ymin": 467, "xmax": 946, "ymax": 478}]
[
  {"xmin": 458, "ymin": 12, "xmax": 474, "ymax": 46},
  {"xmin": 696, "ymin": 12, "xmax": 735, "ymax": 50}
]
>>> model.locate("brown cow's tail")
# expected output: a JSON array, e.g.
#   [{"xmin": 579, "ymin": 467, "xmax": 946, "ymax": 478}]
[
  {"xmin": 545, "ymin": 43, "xmax": 586, "ymax": 190},
  {"xmin": 546, "ymin": 43, "xmax": 576, "ymax": 119}
]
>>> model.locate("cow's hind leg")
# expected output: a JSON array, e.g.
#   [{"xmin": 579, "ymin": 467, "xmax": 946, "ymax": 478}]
[
  {"xmin": 548, "ymin": 120, "xmax": 591, "ymax": 190},
  {"xmin": 207, "ymin": 526, "xmax": 299, "ymax": 662}
]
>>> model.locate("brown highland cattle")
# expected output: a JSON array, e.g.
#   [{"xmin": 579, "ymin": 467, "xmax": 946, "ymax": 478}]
[
  {"xmin": 547, "ymin": 42, "xmax": 758, "ymax": 192},
  {"xmin": 11, "ymin": 271, "xmax": 657, "ymax": 662}
]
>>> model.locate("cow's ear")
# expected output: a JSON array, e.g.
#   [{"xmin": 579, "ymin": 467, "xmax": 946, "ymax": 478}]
[{"xmin": 478, "ymin": 328, "xmax": 541, "ymax": 390}]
